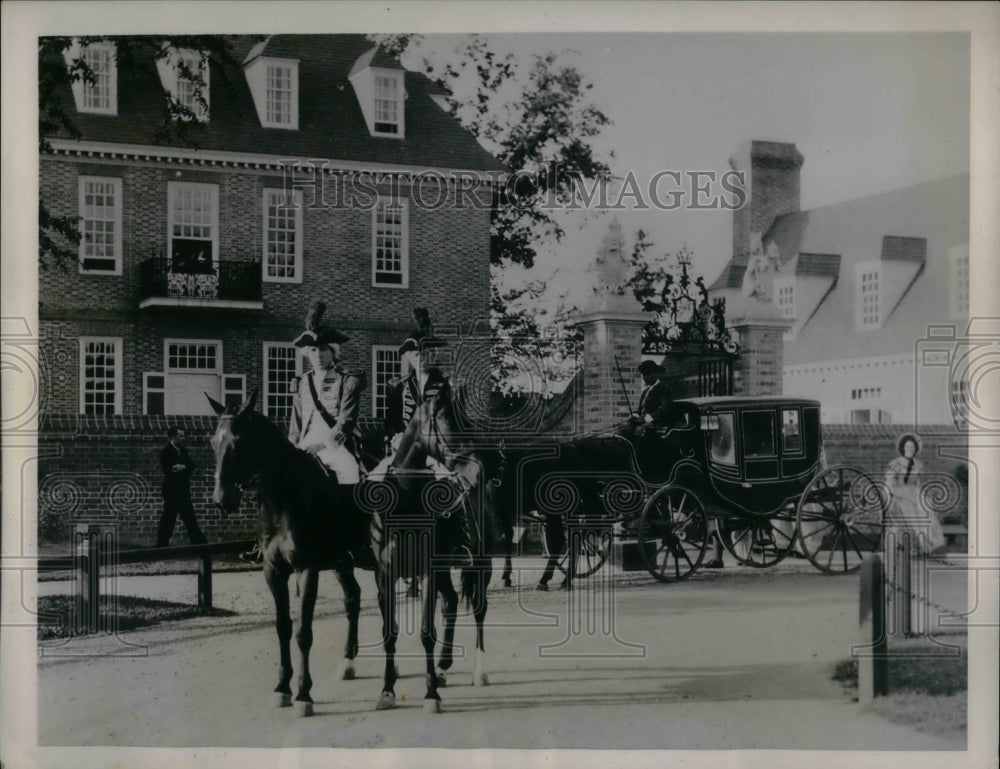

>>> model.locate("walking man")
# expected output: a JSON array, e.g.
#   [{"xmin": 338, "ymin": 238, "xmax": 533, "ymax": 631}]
[{"xmin": 156, "ymin": 426, "xmax": 207, "ymax": 547}]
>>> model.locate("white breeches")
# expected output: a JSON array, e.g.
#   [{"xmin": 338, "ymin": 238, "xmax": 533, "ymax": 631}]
[{"xmin": 316, "ymin": 444, "xmax": 360, "ymax": 485}]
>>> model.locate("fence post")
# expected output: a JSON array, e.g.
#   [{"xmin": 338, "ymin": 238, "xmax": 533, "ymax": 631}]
[
  {"xmin": 858, "ymin": 553, "xmax": 888, "ymax": 705},
  {"xmin": 197, "ymin": 552, "xmax": 213, "ymax": 609},
  {"xmin": 74, "ymin": 523, "xmax": 101, "ymax": 635}
]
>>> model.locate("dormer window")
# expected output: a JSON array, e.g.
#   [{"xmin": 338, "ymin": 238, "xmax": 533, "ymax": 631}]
[
  {"xmin": 374, "ymin": 74, "xmax": 402, "ymax": 135},
  {"xmin": 949, "ymin": 244, "xmax": 969, "ymax": 318},
  {"xmin": 157, "ymin": 48, "xmax": 210, "ymax": 122},
  {"xmin": 244, "ymin": 53, "xmax": 299, "ymax": 130},
  {"xmin": 776, "ymin": 282, "xmax": 795, "ymax": 319},
  {"xmin": 856, "ymin": 263, "xmax": 881, "ymax": 329},
  {"xmin": 348, "ymin": 48, "xmax": 406, "ymax": 139},
  {"xmin": 64, "ymin": 39, "xmax": 117, "ymax": 115},
  {"xmin": 266, "ymin": 61, "xmax": 298, "ymax": 127}
]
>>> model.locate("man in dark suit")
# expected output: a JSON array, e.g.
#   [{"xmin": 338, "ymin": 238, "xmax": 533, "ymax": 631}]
[
  {"xmin": 630, "ymin": 360, "xmax": 673, "ymax": 433},
  {"xmin": 156, "ymin": 426, "xmax": 206, "ymax": 547}
]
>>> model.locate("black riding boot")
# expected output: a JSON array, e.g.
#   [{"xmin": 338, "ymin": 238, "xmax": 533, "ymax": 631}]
[{"xmin": 452, "ymin": 507, "xmax": 474, "ymax": 568}]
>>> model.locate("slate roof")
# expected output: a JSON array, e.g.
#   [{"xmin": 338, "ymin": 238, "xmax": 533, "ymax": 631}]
[
  {"xmin": 44, "ymin": 34, "xmax": 503, "ymax": 173},
  {"xmin": 792, "ymin": 252, "xmax": 841, "ymax": 279},
  {"xmin": 881, "ymin": 235, "xmax": 927, "ymax": 263}
]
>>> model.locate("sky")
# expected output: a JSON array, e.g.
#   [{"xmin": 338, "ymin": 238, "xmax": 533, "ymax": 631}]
[{"xmin": 407, "ymin": 32, "xmax": 971, "ymax": 314}]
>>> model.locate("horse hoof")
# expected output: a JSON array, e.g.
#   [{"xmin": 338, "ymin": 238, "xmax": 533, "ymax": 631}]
[
  {"xmin": 375, "ymin": 692, "xmax": 396, "ymax": 711},
  {"xmin": 294, "ymin": 700, "xmax": 314, "ymax": 717},
  {"xmin": 474, "ymin": 672, "xmax": 490, "ymax": 687},
  {"xmin": 336, "ymin": 661, "xmax": 356, "ymax": 681},
  {"xmin": 423, "ymin": 698, "xmax": 442, "ymax": 714},
  {"xmin": 435, "ymin": 669, "xmax": 448, "ymax": 687},
  {"xmin": 272, "ymin": 692, "xmax": 292, "ymax": 708}
]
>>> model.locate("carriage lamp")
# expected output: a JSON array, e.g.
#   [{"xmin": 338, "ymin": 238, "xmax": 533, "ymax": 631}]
[{"xmin": 700, "ymin": 414, "xmax": 720, "ymax": 431}]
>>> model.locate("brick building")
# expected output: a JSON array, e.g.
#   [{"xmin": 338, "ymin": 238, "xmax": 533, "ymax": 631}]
[{"xmin": 38, "ymin": 35, "xmax": 501, "ymax": 544}]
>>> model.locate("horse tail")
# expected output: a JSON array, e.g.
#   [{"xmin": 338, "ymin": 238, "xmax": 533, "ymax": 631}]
[{"xmin": 460, "ymin": 566, "xmax": 479, "ymax": 613}]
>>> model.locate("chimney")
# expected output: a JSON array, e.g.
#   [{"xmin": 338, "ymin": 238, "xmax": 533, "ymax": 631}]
[{"xmin": 729, "ymin": 141, "xmax": 804, "ymax": 260}]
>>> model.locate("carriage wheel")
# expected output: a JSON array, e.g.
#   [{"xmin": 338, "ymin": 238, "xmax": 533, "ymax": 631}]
[
  {"xmin": 549, "ymin": 525, "xmax": 612, "ymax": 579},
  {"xmin": 720, "ymin": 506, "xmax": 797, "ymax": 568},
  {"xmin": 796, "ymin": 465, "xmax": 886, "ymax": 574},
  {"xmin": 638, "ymin": 486, "xmax": 708, "ymax": 582}
]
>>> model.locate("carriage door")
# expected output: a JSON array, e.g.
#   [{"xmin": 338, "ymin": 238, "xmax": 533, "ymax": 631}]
[
  {"xmin": 164, "ymin": 340, "xmax": 221, "ymax": 415},
  {"xmin": 779, "ymin": 407, "xmax": 811, "ymax": 478},
  {"xmin": 741, "ymin": 410, "xmax": 779, "ymax": 481}
]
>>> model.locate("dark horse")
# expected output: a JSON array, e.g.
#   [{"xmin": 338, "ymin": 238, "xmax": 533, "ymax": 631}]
[
  {"xmin": 373, "ymin": 377, "xmax": 508, "ymax": 710},
  {"xmin": 208, "ymin": 392, "xmax": 470, "ymax": 715}
]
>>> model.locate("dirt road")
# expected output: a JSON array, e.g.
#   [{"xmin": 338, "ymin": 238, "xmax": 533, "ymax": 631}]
[{"xmin": 37, "ymin": 558, "xmax": 966, "ymax": 749}]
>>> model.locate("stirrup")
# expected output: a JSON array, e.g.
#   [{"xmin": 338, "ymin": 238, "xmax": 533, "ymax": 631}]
[{"xmin": 239, "ymin": 543, "xmax": 263, "ymax": 564}]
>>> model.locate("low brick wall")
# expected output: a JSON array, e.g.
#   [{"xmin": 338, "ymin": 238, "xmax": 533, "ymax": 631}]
[
  {"xmin": 822, "ymin": 423, "xmax": 969, "ymax": 525},
  {"xmin": 38, "ymin": 414, "xmax": 383, "ymax": 547}
]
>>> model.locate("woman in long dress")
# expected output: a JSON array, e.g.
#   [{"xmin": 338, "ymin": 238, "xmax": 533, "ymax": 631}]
[{"xmin": 884, "ymin": 433, "xmax": 945, "ymax": 554}]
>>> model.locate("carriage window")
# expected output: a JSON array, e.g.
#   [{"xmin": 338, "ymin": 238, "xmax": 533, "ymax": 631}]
[
  {"xmin": 781, "ymin": 409, "xmax": 802, "ymax": 453},
  {"xmin": 709, "ymin": 412, "xmax": 736, "ymax": 466},
  {"xmin": 742, "ymin": 411, "xmax": 776, "ymax": 458}
]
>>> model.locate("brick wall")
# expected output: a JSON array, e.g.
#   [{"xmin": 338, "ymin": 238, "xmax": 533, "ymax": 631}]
[
  {"xmin": 730, "ymin": 147, "xmax": 802, "ymax": 260},
  {"xmin": 37, "ymin": 414, "xmax": 385, "ymax": 546},
  {"xmin": 732, "ymin": 325, "xmax": 785, "ymax": 395},
  {"xmin": 822, "ymin": 423, "xmax": 969, "ymax": 524}
]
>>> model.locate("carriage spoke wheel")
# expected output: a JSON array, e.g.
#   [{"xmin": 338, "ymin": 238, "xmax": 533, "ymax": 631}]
[
  {"xmin": 638, "ymin": 486, "xmax": 708, "ymax": 583},
  {"xmin": 553, "ymin": 524, "xmax": 612, "ymax": 579},
  {"xmin": 796, "ymin": 465, "xmax": 886, "ymax": 574},
  {"xmin": 720, "ymin": 506, "xmax": 797, "ymax": 568}
]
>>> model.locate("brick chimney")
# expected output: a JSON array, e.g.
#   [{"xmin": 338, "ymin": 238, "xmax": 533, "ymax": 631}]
[{"xmin": 729, "ymin": 141, "xmax": 804, "ymax": 259}]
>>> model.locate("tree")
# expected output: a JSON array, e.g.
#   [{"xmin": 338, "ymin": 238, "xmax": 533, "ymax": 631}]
[
  {"xmin": 392, "ymin": 35, "xmax": 614, "ymax": 392},
  {"xmin": 38, "ymin": 35, "xmax": 250, "ymax": 270}
]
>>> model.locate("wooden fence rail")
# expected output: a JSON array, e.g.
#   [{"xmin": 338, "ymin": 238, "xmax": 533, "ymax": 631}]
[{"xmin": 38, "ymin": 524, "xmax": 256, "ymax": 634}]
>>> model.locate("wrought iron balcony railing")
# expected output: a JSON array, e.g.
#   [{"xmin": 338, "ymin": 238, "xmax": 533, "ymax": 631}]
[{"xmin": 138, "ymin": 256, "xmax": 263, "ymax": 307}]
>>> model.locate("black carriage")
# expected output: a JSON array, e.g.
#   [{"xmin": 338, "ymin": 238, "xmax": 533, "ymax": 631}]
[{"xmin": 523, "ymin": 395, "xmax": 886, "ymax": 583}]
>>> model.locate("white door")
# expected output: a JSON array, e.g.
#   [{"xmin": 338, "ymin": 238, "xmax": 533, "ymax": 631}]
[{"xmin": 166, "ymin": 373, "xmax": 220, "ymax": 415}]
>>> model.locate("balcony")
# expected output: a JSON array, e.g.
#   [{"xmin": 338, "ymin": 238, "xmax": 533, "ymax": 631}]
[{"xmin": 138, "ymin": 256, "xmax": 263, "ymax": 310}]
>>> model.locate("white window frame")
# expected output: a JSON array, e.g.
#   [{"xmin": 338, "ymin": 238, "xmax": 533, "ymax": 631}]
[
  {"xmin": 167, "ymin": 181, "xmax": 219, "ymax": 271},
  {"xmin": 78, "ymin": 176, "xmax": 123, "ymax": 275},
  {"xmin": 262, "ymin": 187, "xmax": 304, "ymax": 283},
  {"xmin": 164, "ymin": 339, "xmax": 223, "ymax": 374},
  {"xmin": 263, "ymin": 342, "xmax": 305, "ymax": 420},
  {"xmin": 372, "ymin": 198, "xmax": 409, "ymax": 288},
  {"xmin": 222, "ymin": 374, "xmax": 246, "ymax": 410},
  {"xmin": 167, "ymin": 48, "xmax": 210, "ymax": 122},
  {"xmin": 263, "ymin": 59, "xmax": 299, "ymax": 129},
  {"xmin": 143, "ymin": 372, "xmax": 166, "ymax": 416},
  {"xmin": 65, "ymin": 39, "xmax": 118, "ymax": 115},
  {"xmin": 855, "ymin": 262, "xmax": 882, "ymax": 330},
  {"xmin": 949, "ymin": 245, "xmax": 970, "ymax": 318},
  {"xmin": 373, "ymin": 72, "xmax": 404, "ymax": 136},
  {"xmin": 79, "ymin": 337, "xmax": 123, "ymax": 415},
  {"xmin": 372, "ymin": 345, "xmax": 402, "ymax": 419}
]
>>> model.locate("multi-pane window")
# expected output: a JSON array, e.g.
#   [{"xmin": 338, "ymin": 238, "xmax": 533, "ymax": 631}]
[
  {"xmin": 78, "ymin": 176, "xmax": 122, "ymax": 274},
  {"xmin": 143, "ymin": 372, "xmax": 166, "ymax": 415},
  {"xmin": 222, "ymin": 375, "xmax": 246, "ymax": 410},
  {"xmin": 265, "ymin": 62, "xmax": 296, "ymax": 127},
  {"xmin": 859, "ymin": 269, "xmax": 880, "ymax": 327},
  {"xmin": 374, "ymin": 74, "xmax": 400, "ymax": 134},
  {"xmin": 167, "ymin": 342, "xmax": 218, "ymax": 371},
  {"xmin": 950, "ymin": 247, "xmax": 969, "ymax": 317},
  {"xmin": 777, "ymin": 284, "xmax": 794, "ymax": 319},
  {"xmin": 175, "ymin": 51, "xmax": 209, "ymax": 121},
  {"xmin": 951, "ymin": 378, "xmax": 969, "ymax": 428},
  {"xmin": 263, "ymin": 188, "xmax": 303, "ymax": 282},
  {"xmin": 79, "ymin": 338, "xmax": 122, "ymax": 415},
  {"xmin": 373, "ymin": 199, "xmax": 408, "ymax": 287},
  {"xmin": 851, "ymin": 387, "xmax": 882, "ymax": 401},
  {"xmin": 169, "ymin": 182, "xmax": 217, "ymax": 272},
  {"xmin": 264, "ymin": 343, "xmax": 302, "ymax": 423},
  {"xmin": 80, "ymin": 42, "xmax": 116, "ymax": 113},
  {"xmin": 372, "ymin": 346, "xmax": 401, "ymax": 419}
]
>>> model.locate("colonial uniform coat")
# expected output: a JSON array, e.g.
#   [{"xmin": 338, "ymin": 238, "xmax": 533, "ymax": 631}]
[{"xmin": 289, "ymin": 363, "xmax": 362, "ymax": 484}]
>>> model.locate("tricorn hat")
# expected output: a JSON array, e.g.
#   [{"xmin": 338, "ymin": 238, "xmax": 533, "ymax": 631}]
[
  {"xmin": 398, "ymin": 308, "xmax": 448, "ymax": 355},
  {"xmin": 293, "ymin": 300, "xmax": 350, "ymax": 347},
  {"xmin": 638, "ymin": 359, "xmax": 666, "ymax": 376}
]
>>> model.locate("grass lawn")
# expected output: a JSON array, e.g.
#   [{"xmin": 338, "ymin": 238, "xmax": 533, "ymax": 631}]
[
  {"xmin": 832, "ymin": 634, "xmax": 968, "ymax": 741},
  {"xmin": 37, "ymin": 594, "xmax": 237, "ymax": 640}
]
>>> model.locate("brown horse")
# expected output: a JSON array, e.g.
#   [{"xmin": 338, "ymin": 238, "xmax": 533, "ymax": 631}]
[
  {"xmin": 377, "ymin": 378, "xmax": 508, "ymax": 710},
  {"xmin": 207, "ymin": 392, "xmax": 463, "ymax": 715}
]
